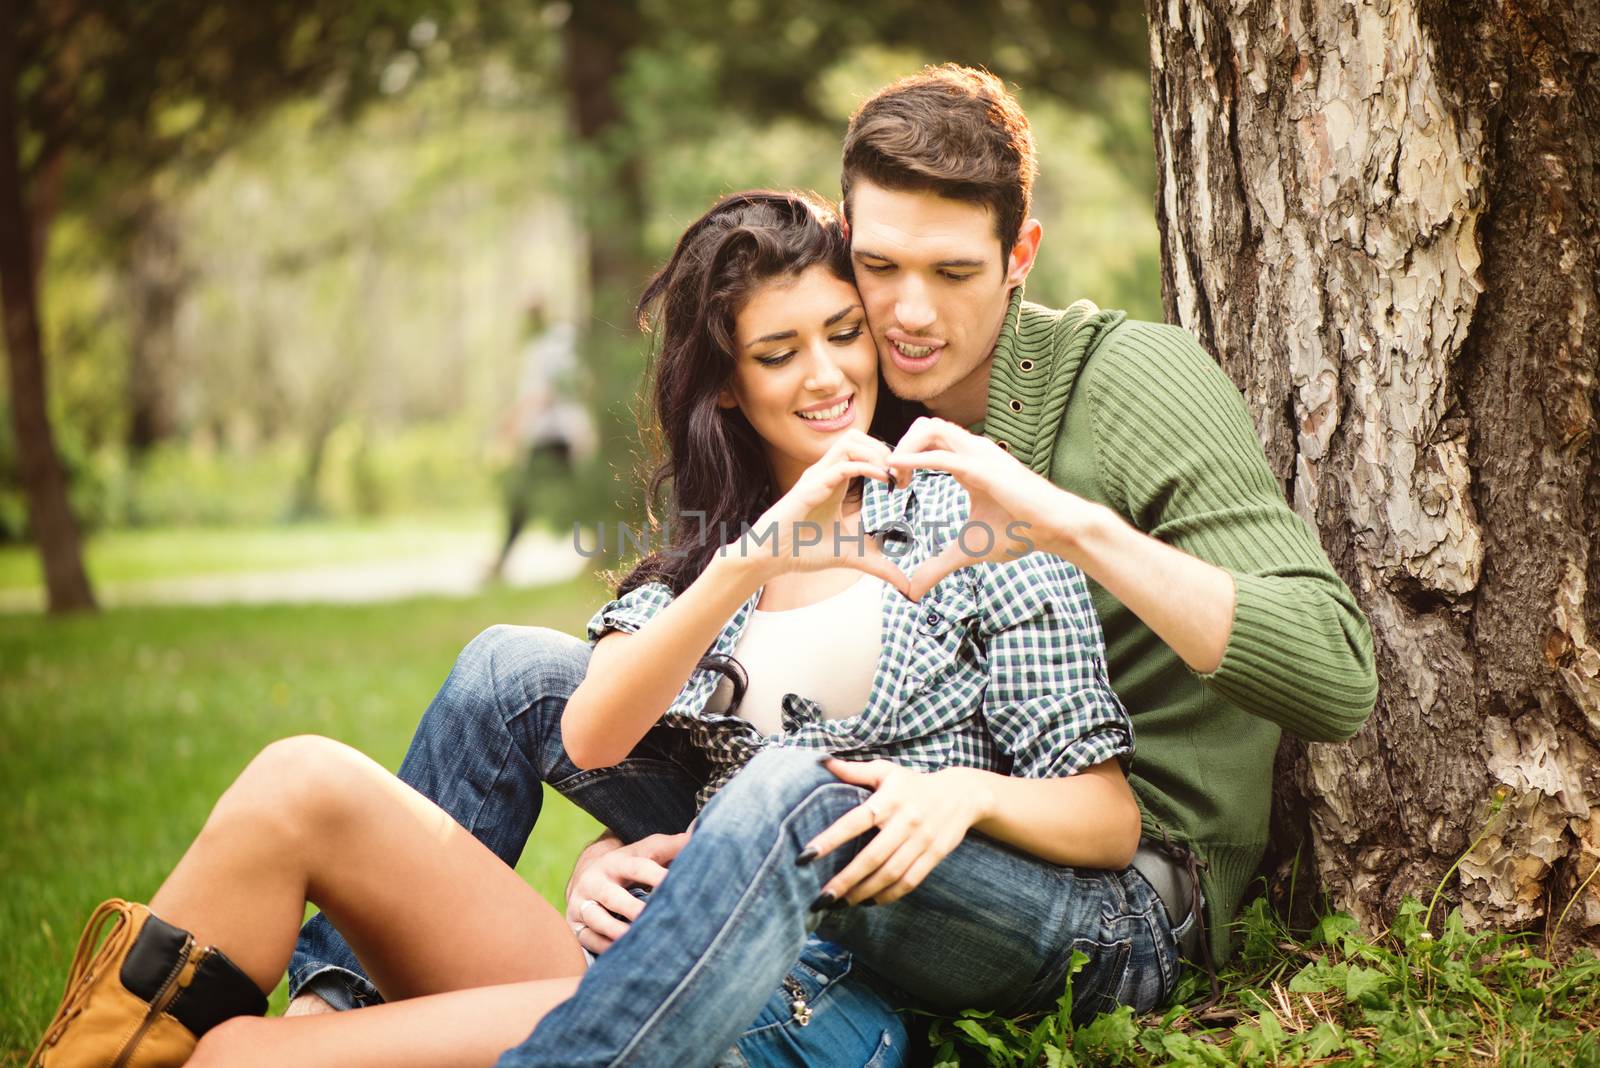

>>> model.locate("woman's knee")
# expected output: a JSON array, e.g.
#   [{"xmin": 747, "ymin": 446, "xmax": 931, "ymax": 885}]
[{"xmin": 230, "ymin": 735, "xmax": 378, "ymax": 840}]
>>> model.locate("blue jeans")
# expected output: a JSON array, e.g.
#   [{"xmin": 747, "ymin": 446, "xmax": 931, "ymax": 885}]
[
  {"xmin": 288, "ymin": 626, "xmax": 907, "ymax": 1067},
  {"xmin": 498, "ymin": 748, "xmax": 1182, "ymax": 1068}
]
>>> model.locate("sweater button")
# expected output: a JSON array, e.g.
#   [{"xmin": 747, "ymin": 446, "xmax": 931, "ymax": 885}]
[
  {"xmin": 1018, "ymin": 359, "xmax": 1035, "ymax": 372},
  {"xmin": 996, "ymin": 440, "xmax": 1010, "ymax": 452},
  {"xmin": 1009, "ymin": 399, "xmax": 1023, "ymax": 413}
]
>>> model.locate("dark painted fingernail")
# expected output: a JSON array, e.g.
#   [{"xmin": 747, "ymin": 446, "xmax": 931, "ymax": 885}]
[
  {"xmin": 886, "ymin": 468, "xmax": 898, "ymax": 489},
  {"xmin": 796, "ymin": 847, "xmax": 818, "ymax": 867},
  {"xmin": 860, "ymin": 898, "xmax": 879, "ymax": 908},
  {"xmin": 810, "ymin": 891, "xmax": 837, "ymax": 912},
  {"xmin": 827, "ymin": 897, "xmax": 851, "ymax": 911}
]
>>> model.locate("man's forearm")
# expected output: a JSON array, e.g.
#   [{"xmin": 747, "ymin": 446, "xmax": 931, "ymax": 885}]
[{"xmin": 1049, "ymin": 500, "xmax": 1236, "ymax": 674}]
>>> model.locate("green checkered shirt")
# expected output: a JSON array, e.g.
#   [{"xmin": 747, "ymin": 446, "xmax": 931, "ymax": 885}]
[{"xmin": 588, "ymin": 470, "xmax": 1131, "ymax": 806}]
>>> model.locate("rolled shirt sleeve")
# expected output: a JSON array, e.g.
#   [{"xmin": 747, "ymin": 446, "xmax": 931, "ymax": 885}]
[
  {"xmin": 976, "ymin": 551, "xmax": 1133, "ymax": 779},
  {"xmin": 585, "ymin": 581, "xmax": 676, "ymax": 644}
]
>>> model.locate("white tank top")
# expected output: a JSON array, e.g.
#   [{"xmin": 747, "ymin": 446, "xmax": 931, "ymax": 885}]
[{"xmin": 705, "ymin": 575, "xmax": 885, "ymax": 735}]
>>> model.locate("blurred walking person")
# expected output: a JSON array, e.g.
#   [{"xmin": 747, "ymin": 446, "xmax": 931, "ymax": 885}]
[{"xmin": 488, "ymin": 299, "xmax": 597, "ymax": 582}]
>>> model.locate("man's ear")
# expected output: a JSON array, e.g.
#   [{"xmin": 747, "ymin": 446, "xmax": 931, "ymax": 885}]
[{"xmin": 1004, "ymin": 218, "xmax": 1043, "ymax": 288}]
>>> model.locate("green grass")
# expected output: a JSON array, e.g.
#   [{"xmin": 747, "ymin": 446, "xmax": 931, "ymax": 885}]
[
  {"xmin": 926, "ymin": 896, "xmax": 1600, "ymax": 1067},
  {"xmin": 0, "ymin": 511, "xmax": 503, "ymax": 591},
  {"xmin": 5, "ymin": 572, "xmax": 1597, "ymax": 1066},
  {"xmin": 0, "ymin": 576, "xmax": 608, "ymax": 1062}
]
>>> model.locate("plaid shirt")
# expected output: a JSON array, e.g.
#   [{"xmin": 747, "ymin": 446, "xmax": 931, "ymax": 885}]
[{"xmin": 587, "ymin": 470, "xmax": 1131, "ymax": 806}]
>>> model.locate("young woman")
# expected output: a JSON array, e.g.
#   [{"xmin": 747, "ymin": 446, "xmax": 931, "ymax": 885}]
[
  {"xmin": 491, "ymin": 192, "xmax": 1161, "ymax": 1066},
  {"xmin": 30, "ymin": 192, "xmax": 1167, "ymax": 1068}
]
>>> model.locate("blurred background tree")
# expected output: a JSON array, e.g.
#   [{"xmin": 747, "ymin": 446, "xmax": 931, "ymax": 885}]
[
  {"xmin": 1, "ymin": 0, "xmax": 1162, "ymax": 612},
  {"xmin": 1, "ymin": 0, "xmax": 506, "ymax": 611}
]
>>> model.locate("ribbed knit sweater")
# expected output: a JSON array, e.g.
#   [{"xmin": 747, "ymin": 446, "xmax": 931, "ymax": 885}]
[{"xmin": 978, "ymin": 291, "xmax": 1378, "ymax": 964}]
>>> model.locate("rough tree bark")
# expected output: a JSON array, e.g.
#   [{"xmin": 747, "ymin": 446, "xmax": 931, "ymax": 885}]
[{"xmin": 1147, "ymin": 0, "xmax": 1599, "ymax": 940}]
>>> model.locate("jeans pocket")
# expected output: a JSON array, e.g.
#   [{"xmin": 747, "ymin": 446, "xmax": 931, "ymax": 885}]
[
  {"xmin": 1122, "ymin": 866, "xmax": 1184, "ymax": 1009},
  {"xmin": 790, "ymin": 938, "xmax": 855, "ymax": 998},
  {"xmin": 861, "ymin": 1028, "xmax": 903, "ymax": 1068},
  {"xmin": 1162, "ymin": 908, "xmax": 1196, "ymax": 993},
  {"xmin": 739, "ymin": 939, "xmax": 854, "ymax": 1039},
  {"xmin": 1066, "ymin": 936, "xmax": 1133, "ymax": 1024},
  {"xmin": 731, "ymin": 941, "xmax": 909, "ymax": 1068}
]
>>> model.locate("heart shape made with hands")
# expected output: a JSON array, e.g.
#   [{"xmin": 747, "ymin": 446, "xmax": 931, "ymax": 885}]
[
  {"xmin": 877, "ymin": 415, "xmax": 1059, "ymax": 601},
  {"xmin": 874, "ymin": 528, "xmax": 1028, "ymax": 604},
  {"xmin": 843, "ymin": 500, "xmax": 1034, "ymax": 605},
  {"xmin": 759, "ymin": 415, "xmax": 1056, "ymax": 602}
]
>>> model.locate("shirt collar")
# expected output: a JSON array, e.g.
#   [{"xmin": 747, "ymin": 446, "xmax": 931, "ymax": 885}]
[{"xmin": 982, "ymin": 290, "xmax": 1127, "ymax": 476}]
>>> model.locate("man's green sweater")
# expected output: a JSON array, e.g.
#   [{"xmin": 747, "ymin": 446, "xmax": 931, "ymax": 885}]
[{"xmin": 979, "ymin": 292, "xmax": 1378, "ymax": 964}]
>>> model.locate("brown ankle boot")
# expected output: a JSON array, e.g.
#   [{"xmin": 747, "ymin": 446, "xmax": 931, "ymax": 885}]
[{"xmin": 27, "ymin": 899, "xmax": 267, "ymax": 1067}]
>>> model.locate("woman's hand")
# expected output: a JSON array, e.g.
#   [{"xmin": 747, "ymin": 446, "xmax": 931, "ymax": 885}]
[
  {"xmin": 565, "ymin": 831, "xmax": 689, "ymax": 955},
  {"xmin": 729, "ymin": 431, "xmax": 908, "ymax": 595},
  {"xmin": 801, "ymin": 759, "xmax": 986, "ymax": 906},
  {"xmin": 887, "ymin": 417, "xmax": 1111, "ymax": 600}
]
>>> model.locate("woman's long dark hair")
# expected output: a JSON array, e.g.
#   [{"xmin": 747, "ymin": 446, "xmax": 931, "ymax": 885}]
[{"xmin": 619, "ymin": 191, "xmax": 917, "ymax": 605}]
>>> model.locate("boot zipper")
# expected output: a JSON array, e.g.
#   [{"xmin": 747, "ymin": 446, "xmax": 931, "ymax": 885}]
[{"xmin": 109, "ymin": 936, "xmax": 200, "ymax": 1068}]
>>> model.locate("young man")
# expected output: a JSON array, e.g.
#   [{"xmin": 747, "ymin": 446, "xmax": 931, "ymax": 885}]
[
  {"xmin": 289, "ymin": 65, "xmax": 1376, "ymax": 1062},
  {"xmin": 833, "ymin": 65, "xmax": 1377, "ymax": 975}
]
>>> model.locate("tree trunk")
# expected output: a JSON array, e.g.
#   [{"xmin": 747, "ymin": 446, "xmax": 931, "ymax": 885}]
[
  {"xmin": 124, "ymin": 190, "xmax": 186, "ymax": 455},
  {"xmin": 560, "ymin": 0, "xmax": 649, "ymax": 522},
  {"xmin": 0, "ymin": 2, "xmax": 96, "ymax": 613},
  {"xmin": 562, "ymin": 0, "xmax": 648, "ymax": 325},
  {"xmin": 1148, "ymin": 0, "xmax": 1599, "ymax": 941},
  {"xmin": 288, "ymin": 408, "xmax": 337, "ymax": 522}
]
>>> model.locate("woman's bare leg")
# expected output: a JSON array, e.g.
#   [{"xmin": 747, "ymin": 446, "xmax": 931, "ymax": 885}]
[
  {"xmin": 187, "ymin": 980, "xmax": 580, "ymax": 1068},
  {"xmin": 148, "ymin": 734, "xmax": 585, "ymax": 999}
]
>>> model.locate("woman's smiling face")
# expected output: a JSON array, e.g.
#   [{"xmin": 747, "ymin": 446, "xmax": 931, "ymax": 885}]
[{"xmin": 721, "ymin": 265, "xmax": 879, "ymax": 492}]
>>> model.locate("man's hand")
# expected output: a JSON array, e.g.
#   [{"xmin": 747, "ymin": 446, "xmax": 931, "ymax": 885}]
[
  {"xmin": 891, "ymin": 416, "xmax": 1236, "ymax": 672},
  {"xmin": 565, "ymin": 831, "xmax": 690, "ymax": 955},
  {"xmin": 888, "ymin": 417, "xmax": 1109, "ymax": 600},
  {"xmin": 801, "ymin": 760, "xmax": 985, "ymax": 906}
]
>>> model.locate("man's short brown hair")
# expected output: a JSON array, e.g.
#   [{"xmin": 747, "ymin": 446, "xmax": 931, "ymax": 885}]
[{"xmin": 841, "ymin": 64, "xmax": 1037, "ymax": 254}]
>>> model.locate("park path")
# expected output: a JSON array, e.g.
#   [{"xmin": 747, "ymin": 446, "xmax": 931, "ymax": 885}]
[{"xmin": 0, "ymin": 529, "xmax": 586, "ymax": 613}]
